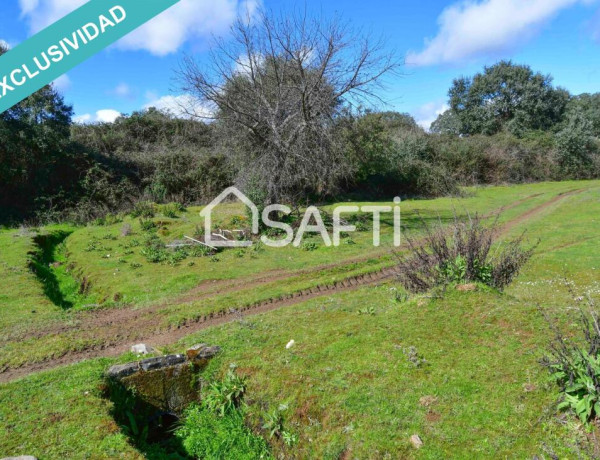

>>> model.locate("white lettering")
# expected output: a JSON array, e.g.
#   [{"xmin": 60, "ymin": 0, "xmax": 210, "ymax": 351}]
[
  {"xmin": 33, "ymin": 53, "xmax": 51, "ymax": 71},
  {"xmin": 361, "ymin": 205, "xmax": 392, "ymax": 247},
  {"xmin": 110, "ymin": 6, "xmax": 127, "ymax": 24},
  {"xmin": 82, "ymin": 22, "xmax": 100, "ymax": 41},
  {"xmin": 63, "ymin": 32, "xmax": 80, "ymax": 52},
  {"xmin": 0, "ymin": 75, "xmax": 15, "ymax": 96},
  {"xmin": 22, "ymin": 64, "xmax": 39, "ymax": 79},
  {"xmin": 261, "ymin": 205, "xmax": 294, "ymax": 248},
  {"xmin": 48, "ymin": 45, "xmax": 64, "ymax": 63},
  {"xmin": 10, "ymin": 69, "xmax": 26, "ymax": 86},
  {"xmin": 293, "ymin": 207, "xmax": 332, "ymax": 247},
  {"xmin": 98, "ymin": 15, "xmax": 115, "ymax": 33}
]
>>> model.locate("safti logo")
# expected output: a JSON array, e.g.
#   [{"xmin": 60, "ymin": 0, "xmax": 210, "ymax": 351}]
[{"xmin": 200, "ymin": 187, "xmax": 402, "ymax": 248}]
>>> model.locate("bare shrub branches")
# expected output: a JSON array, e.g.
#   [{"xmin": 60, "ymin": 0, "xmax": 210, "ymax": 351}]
[
  {"xmin": 178, "ymin": 7, "xmax": 399, "ymax": 204},
  {"xmin": 395, "ymin": 214, "xmax": 536, "ymax": 292}
]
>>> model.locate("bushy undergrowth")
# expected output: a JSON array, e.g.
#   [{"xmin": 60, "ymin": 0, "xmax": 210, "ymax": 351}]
[
  {"xmin": 395, "ymin": 214, "xmax": 535, "ymax": 292},
  {"xmin": 130, "ymin": 201, "xmax": 155, "ymax": 218},
  {"xmin": 175, "ymin": 369, "xmax": 271, "ymax": 459},
  {"xmin": 543, "ymin": 303, "xmax": 600, "ymax": 424}
]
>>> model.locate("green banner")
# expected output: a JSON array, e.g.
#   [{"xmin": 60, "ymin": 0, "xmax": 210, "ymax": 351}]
[{"xmin": 0, "ymin": 0, "xmax": 180, "ymax": 114}]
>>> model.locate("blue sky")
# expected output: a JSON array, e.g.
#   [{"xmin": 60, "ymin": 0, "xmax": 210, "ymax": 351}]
[{"xmin": 2, "ymin": 0, "xmax": 600, "ymax": 127}]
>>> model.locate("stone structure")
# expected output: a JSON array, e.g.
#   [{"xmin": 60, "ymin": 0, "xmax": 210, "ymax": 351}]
[{"xmin": 107, "ymin": 344, "xmax": 221, "ymax": 414}]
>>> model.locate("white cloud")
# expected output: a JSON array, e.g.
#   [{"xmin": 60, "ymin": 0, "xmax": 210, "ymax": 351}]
[
  {"xmin": 52, "ymin": 74, "xmax": 71, "ymax": 92},
  {"xmin": 73, "ymin": 113, "xmax": 92, "ymax": 124},
  {"xmin": 0, "ymin": 39, "xmax": 10, "ymax": 49},
  {"xmin": 111, "ymin": 82, "xmax": 133, "ymax": 99},
  {"xmin": 19, "ymin": 0, "xmax": 40, "ymax": 15},
  {"xmin": 74, "ymin": 109, "xmax": 121, "ymax": 124},
  {"xmin": 96, "ymin": 109, "xmax": 121, "ymax": 123},
  {"xmin": 414, "ymin": 101, "xmax": 449, "ymax": 131},
  {"xmin": 144, "ymin": 94, "xmax": 214, "ymax": 119},
  {"xmin": 19, "ymin": 0, "xmax": 261, "ymax": 56},
  {"xmin": 407, "ymin": 0, "xmax": 597, "ymax": 66},
  {"xmin": 19, "ymin": 0, "xmax": 87, "ymax": 33}
]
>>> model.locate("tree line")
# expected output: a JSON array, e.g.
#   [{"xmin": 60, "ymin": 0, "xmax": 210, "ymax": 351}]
[{"xmin": 1, "ymin": 9, "xmax": 599, "ymax": 225}]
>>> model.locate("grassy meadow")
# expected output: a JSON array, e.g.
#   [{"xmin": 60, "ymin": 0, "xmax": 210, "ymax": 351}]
[{"xmin": 1, "ymin": 180, "xmax": 600, "ymax": 458}]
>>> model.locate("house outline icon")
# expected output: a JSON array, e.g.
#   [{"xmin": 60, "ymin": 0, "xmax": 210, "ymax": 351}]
[{"xmin": 200, "ymin": 186, "xmax": 260, "ymax": 247}]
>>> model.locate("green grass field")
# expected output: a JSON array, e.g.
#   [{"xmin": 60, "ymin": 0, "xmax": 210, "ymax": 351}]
[{"xmin": 1, "ymin": 180, "xmax": 599, "ymax": 458}]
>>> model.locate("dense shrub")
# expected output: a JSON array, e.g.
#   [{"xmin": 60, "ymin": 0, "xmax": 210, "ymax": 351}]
[
  {"xmin": 556, "ymin": 109, "xmax": 599, "ymax": 178},
  {"xmin": 131, "ymin": 201, "xmax": 155, "ymax": 218},
  {"xmin": 395, "ymin": 214, "xmax": 536, "ymax": 292},
  {"xmin": 342, "ymin": 111, "xmax": 459, "ymax": 198},
  {"xmin": 6, "ymin": 56, "xmax": 600, "ymax": 225}
]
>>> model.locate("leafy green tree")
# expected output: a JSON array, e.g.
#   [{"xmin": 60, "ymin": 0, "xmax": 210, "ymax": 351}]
[
  {"xmin": 342, "ymin": 111, "xmax": 418, "ymax": 183},
  {"xmin": 448, "ymin": 61, "xmax": 569, "ymax": 136},
  {"xmin": 564, "ymin": 93, "xmax": 600, "ymax": 137},
  {"xmin": 431, "ymin": 109, "xmax": 462, "ymax": 135},
  {"xmin": 555, "ymin": 108, "xmax": 597, "ymax": 178},
  {"xmin": 0, "ymin": 44, "xmax": 83, "ymax": 222}
]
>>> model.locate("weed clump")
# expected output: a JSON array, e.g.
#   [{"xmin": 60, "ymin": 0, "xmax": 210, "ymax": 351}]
[
  {"xmin": 175, "ymin": 368, "xmax": 271, "ymax": 459},
  {"xmin": 131, "ymin": 201, "xmax": 156, "ymax": 218},
  {"xmin": 542, "ymin": 301, "xmax": 600, "ymax": 424},
  {"xmin": 160, "ymin": 202, "xmax": 185, "ymax": 218},
  {"xmin": 395, "ymin": 214, "xmax": 535, "ymax": 292}
]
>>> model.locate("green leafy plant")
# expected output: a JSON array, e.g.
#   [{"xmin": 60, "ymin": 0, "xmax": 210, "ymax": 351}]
[
  {"xmin": 301, "ymin": 241, "xmax": 318, "ymax": 251},
  {"xmin": 358, "ymin": 306, "xmax": 376, "ymax": 315},
  {"xmin": 543, "ymin": 305, "xmax": 600, "ymax": 424},
  {"xmin": 390, "ymin": 288, "xmax": 409, "ymax": 303},
  {"xmin": 262, "ymin": 404, "xmax": 287, "ymax": 439},
  {"xmin": 203, "ymin": 368, "xmax": 248, "ymax": 417},
  {"xmin": 438, "ymin": 255, "xmax": 492, "ymax": 285},
  {"xmin": 138, "ymin": 219, "xmax": 156, "ymax": 232},
  {"xmin": 231, "ymin": 215, "xmax": 247, "ymax": 226},
  {"xmin": 167, "ymin": 248, "xmax": 188, "ymax": 266},
  {"xmin": 176, "ymin": 404, "xmax": 271, "ymax": 459},
  {"xmin": 282, "ymin": 430, "xmax": 299, "ymax": 447},
  {"xmin": 190, "ymin": 245, "xmax": 213, "ymax": 257},
  {"xmin": 140, "ymin": 235, "xmax": 167, "ymax": 263},
  {"xmin": 175, "ymin": 366, "xmax": 271, "ymax": 458},
  {"xmin": 160, "ymin": 202, "xmax": 184, "ymax": 218}
]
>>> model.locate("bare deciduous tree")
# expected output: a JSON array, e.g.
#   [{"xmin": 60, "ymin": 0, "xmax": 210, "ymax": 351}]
[{"xmin": 178, "ymin": 7, "xmax": 399, "ymax": 204}]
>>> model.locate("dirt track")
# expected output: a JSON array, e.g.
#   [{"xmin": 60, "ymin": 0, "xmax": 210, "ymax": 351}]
[{"xmin": 0, "ymin": 188, "xmax": 586, "ymax": 383}]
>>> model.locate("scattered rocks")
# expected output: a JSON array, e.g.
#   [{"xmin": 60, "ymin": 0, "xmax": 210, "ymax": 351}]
[
  {"xmin": 131, "ymin": 343, "xmax": 151, "ymax": 355},
  {"xmin": 410, "ymin": 434, "xmax": 424, "ymax": 449},
  {"xmin": 185, "ymin": 344, "xmax": 222, "ymax": 361}
]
